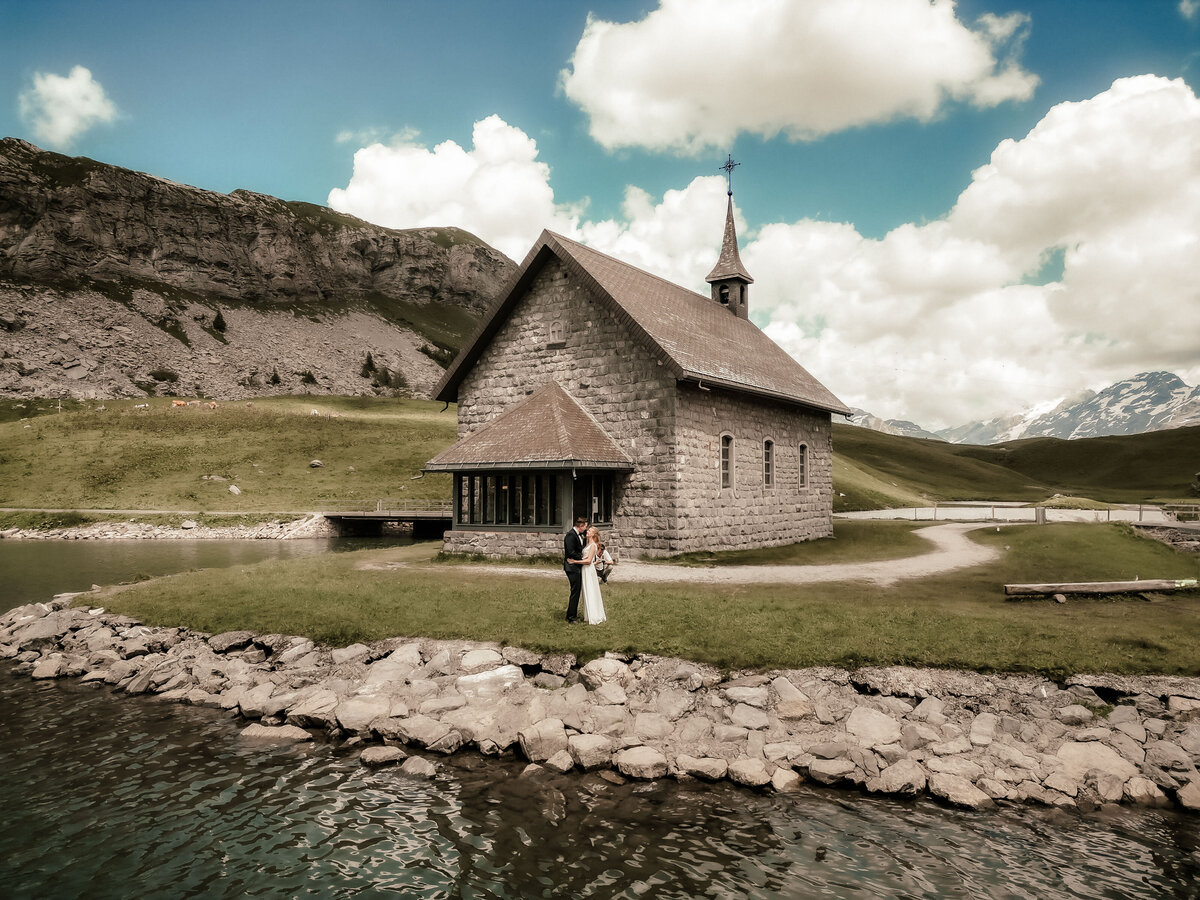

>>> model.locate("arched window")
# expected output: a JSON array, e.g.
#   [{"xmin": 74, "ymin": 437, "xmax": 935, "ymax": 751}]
[
  {"xmin": 797, "ymin": 443, "xmax": 808, "ymax": 490},
  {"xmin": 548, "ymin": 320, "xmax": 564, "ymax": 344},
  {"xmin": 763, "ymin": 439, "xmax": 774, "ymax": 488},
  {"xmin": 720, "ymin": 433, "xmax": 733, "ymax": 489},
  {"xmin": 719, "ymin": 284, "xmax": 730, "ymax": 306}
]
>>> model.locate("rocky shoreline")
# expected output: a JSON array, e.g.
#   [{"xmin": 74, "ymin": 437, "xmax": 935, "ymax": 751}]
[
  {"xmin": 4, "ymin": 594, "xmax": 1199, "ymax": 815},
  {"xmin": 0, "ymin": 513, "xmax": 338, "ymax": 542}
]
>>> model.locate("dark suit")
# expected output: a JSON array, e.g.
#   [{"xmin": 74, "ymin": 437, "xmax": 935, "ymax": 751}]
[{"xmin": 563, "ymin": 528, "xmax": 585, "ymax": 621}]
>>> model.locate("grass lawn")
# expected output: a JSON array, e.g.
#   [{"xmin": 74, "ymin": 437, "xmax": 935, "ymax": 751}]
[
  {"xmin": 96, "ymin": 523, "xmax": 1200, "ymax": 678},
  {"xmin": 662, "ymin": 520, "xmax": 932, "ymax": 566},
  {"xmin": 0, "ymin": 395, "xmax": 457, "ymax": 511}
]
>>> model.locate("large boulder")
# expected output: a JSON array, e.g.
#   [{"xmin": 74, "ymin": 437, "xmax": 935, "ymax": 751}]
[
  {"xmin": 845, "ymin": 706, "xmax": 902, "ymax": 748},
  {"xmin": 928, "ymin": 773, "xmax": 994, "ymax": 810},
  {"xmin": 727, "ymin": 758, "xmax": 772, "ymax": 787},
  {"xmin": 676, "ymin": 755, "xmax": 728, "ymax": 781},
  {"xmin": 459, "ymin": 648, "xmax": 504, "ymax": 674},
  {"xmin": 1055, "ymin": 741, "xmax": 1138, "ymax": 782},
  {"xmin": 580, "ymin": 657, "xmax": 630, "ymax": 689},
  {"xmin": 876, "ymin": 759, "xmax": 927, "ymax": 796},
  {"xmin": 614, "ymin": 746, "xmax": 668, "ymax": 780},
  {"xmin": 239, "ymin": 723, "xmax": 313, "ymax": 742},
  {"xmin": 568, "ymin": 734, "xmax": 613, "ymax": 770},
  {"xmin": 518, "ymin": 718, "xmax": 569, "ymax": 762}
]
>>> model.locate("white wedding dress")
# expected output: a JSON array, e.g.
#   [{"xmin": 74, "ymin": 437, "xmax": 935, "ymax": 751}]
[{"xmin": 581, "ymin": 546, "xmax": 607, "ymax": 625}]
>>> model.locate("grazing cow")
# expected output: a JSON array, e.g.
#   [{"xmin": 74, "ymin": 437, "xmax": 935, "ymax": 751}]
[
  {"xmin": 310, "ymin": 409, "xmax": 320, "ymax": 416},
  {"xmin": 133, "ymin": 403, "xmax": 149, "ymax": 409},
  {"xmin": 171, "ymin": 399, "xmax": 187, "ymax": 408},
  {"xmin": 207, "ymin": 401, "xmax": 218, "ymax": 409},
  {"xmin": 245, "ymin": 401, "xmax": 254, "ymax": 408},
  {"xmin": 187, "ymin": 400, "xmax": 203, "ymax": 407}
]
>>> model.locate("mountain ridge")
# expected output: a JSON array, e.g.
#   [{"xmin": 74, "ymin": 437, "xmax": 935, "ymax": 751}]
[
  {"xmin": 850, "ymin": 371, "xmax": 1200, "ymax": 445},
  {"xmin": 0, "ymin": 138, "xmax": 516, "ymax": 400}
]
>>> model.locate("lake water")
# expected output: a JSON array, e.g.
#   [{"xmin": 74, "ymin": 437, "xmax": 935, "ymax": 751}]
[
  {"xmin": 2, "ymin": 673, "xmax": 1199, "ymax": 899},
  {"xmin": 2, "ymin": 540, "xmax": 1199, "ymax": 897},
  {"xmin": 0, "ymin": 537, "xmax": 397, "ymax": 607}
]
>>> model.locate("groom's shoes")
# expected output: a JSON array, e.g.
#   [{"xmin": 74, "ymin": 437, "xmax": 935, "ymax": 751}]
[{"xmin": 565, "ymin": 616, "xmax": 579, "ymax": 624}]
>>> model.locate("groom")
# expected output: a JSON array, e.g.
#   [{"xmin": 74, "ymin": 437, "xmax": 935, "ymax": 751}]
[{"xmin": 563, "ymin": 516, "xmax": 588, "ymax": 623}]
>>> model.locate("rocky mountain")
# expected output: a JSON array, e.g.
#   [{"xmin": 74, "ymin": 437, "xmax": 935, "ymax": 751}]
[
  {"xmin": 845, "ymin": 408, "xmax": 944, "ymax": 441},
  {"xmin": 938, "ymin": 372, "xmax": 1200, "ymax": 444},
  {"xmin": 852, "ymin": 372, "xmax": 1200, "ymax": 445},
  {"xmin": 0, "ymin": 138, "xmax": 516, "ymax": 400}
]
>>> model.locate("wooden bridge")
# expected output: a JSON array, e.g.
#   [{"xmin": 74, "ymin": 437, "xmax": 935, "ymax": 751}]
[{"xmin": 322, "ymin": 499, "xmax": 453, "ymax": 537}]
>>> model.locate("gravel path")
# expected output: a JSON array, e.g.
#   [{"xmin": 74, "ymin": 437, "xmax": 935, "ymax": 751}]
[{"xmin": 478, "ymin": 523, "xmax": 1002, "ymax": 587}]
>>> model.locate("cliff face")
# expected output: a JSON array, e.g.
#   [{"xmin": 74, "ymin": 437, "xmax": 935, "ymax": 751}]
[{"xmin": 0, "ymin": 138, "xmax": 517, "ymax": 400}]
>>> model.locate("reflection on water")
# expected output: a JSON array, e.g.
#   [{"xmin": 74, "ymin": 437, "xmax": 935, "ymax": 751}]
[
  {"xmin": 0, "ymin": 537, "xmax": 401, "ymax": 606},
  {"xmin": 1, "ymin": 673, "xmax": 1198, "ymax": 899}
]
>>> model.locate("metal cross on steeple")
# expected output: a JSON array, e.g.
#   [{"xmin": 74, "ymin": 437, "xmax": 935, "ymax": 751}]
[{"xmin": 719, "ymin": 154, "xmax": 739, "ymax": 196}]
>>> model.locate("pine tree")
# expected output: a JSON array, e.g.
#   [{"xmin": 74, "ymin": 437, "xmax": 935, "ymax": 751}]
[
  {"xmin": 361, "ymin": 351, "xmax": 376, "ymax": 378},
  {"xmin": 212, "ymin": 309, "xmax": 227, "ymax": 333},
  {"xmin": 269, "ymin": 367, "xmax": 281, "ymax": 385}
]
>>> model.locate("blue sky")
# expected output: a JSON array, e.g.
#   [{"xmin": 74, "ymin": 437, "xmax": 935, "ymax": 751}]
[{"xmin": 3, "ymin": 0, "xmax": 1199, "ymax": 428}]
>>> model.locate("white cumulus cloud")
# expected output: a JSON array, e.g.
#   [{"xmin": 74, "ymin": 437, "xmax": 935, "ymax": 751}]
[
  {"xmin": 18, "ymin": 65, "xmax": 117, "ymax": 148},
  {"xmin": 560, "ymin": 0, "xmax": 1038, "ymax": 152},
  {"xmin": 1181, "ymin": 1, "xmax": 1199, "ymax": 21},
  {"xmin": 327, "ymin": 77, "xmax": 1200, "ymax": 430},
  {"xmin": 328, "ymin": 115, "xmax": 581, "ymax": 260}
]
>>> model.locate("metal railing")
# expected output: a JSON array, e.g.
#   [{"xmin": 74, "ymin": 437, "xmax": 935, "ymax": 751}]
[{"xmin": 375, "ymin": 498, "xmax": 454, "ymax": 514}]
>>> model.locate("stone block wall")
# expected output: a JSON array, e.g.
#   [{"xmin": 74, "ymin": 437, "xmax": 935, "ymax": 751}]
[
  {"xmin": 442, "ymin": 529, "xmax": 564, "ymax": 560},
  {"xmin": 667, "ymin": 383, "xmax": 834, "ymax": 554},
  {"xmin": 454, "ymin": 258, "xmax": 679, "ymax": 555}
]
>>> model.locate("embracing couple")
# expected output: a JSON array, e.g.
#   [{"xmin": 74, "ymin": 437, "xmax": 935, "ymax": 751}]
[{"xmin": 563, "ymin": 517, "xmax": 610, "ymax": 625}]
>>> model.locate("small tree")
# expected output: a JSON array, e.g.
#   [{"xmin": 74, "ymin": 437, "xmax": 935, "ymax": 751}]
[
  {"xmin": 360, "ymin": 351, "xmax": 376, "ymax": 378},
  {"xmin": 269, "ymin": 367, "xmax": 281, "ymax": 385},
  {"xmin": 212, "ymin": 309, "xmax": 227, "ymax": 333}
]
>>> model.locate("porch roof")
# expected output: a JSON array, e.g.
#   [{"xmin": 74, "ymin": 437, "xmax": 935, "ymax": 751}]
[{"xmin": 425, "ymin": 381, "xmax": 634, "ymax": 472}]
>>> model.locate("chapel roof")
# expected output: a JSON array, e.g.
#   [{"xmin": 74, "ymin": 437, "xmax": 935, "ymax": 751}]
[
  {"xmin": 425, "ymin": 381, "xmax": 634, "ymax": 471},
  {"xmin": 433, "ymin": 230, "xmax": 850, "ymax": 416}
]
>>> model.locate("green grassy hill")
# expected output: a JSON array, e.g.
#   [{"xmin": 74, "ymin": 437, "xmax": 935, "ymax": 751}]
[
  {"xmin": 831, "ymin": 423, "xmax": 1200, "ymax": 509},
  {"xmin": 2, "ymin": 397, "xmax": 1196, "ymax": 513}
]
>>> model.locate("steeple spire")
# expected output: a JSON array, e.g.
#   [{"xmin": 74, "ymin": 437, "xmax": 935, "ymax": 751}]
[{"xmin": 706, "ymin": 156, "xmax": 753, "ymax": 318}]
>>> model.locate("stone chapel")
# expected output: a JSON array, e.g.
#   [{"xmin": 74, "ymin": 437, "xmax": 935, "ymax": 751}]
[{"xmin": 425, "ymin": 192, "xmax": 850, "ymax": 558}]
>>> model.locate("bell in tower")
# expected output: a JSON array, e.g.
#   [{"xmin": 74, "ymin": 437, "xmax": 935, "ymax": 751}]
[{"xmin": 705, "ymin": 155, "xmax": 753, "ymax": 319}]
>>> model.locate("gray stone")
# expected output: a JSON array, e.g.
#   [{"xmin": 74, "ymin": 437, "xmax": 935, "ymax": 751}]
[
  {"xmin": 240, "ymin": 723, "xmax": 313, "ymax": 742},
  {"xmin": 770, "ymin": 767, "xmax": 801, "ymax": 792},
  {"xmin": 1057, "ymin": 705, "xmax": 1093, "ymax": 726},
  {"xmin": 594, "ymin": 682, "xmax": 628, "ymax": 705},
  {"xmin": 615, "ymin": 746, "xmax": 668, "ymax": 779},
  {"xmin": 502, "ymin": 646, "xmax": 541, "ymax": 667},
  {"xmin": 456, "ymin": 664, "xmax": 524, "ymax": 697},
  {"xmin": 1124, "ymin": 776, "xmax": 1170, "ymax": 807},
  {"xmin": 361, "ymin": 746, "xmax": 407, "ymax": 766},
  {"xmin": 541, "ymin": 654, "xmax": 576, "ymax": 677},
  {"xmin": 728, "ymin": 758, "xmax": 772, "ymax": 787},
  {"xmin": 928, "ymin": 773, "xmax": 993, "ymax": 810},
  {"xmin": 568, "ymin": 734, "xmax": 613, "ymax": 770},
  {"xmin": 808, "ymin": 741, "xmax": 852, "ymax": 760},
  {"xmin": 724, "ymin": 686, "xmax": 769, "ymax": 708},
  {"xmin": 387, "ymin": 715, "xmax": 453, "ymax": 749},
  {"xmin": 876, "ymin": 759, "xmax": 927, "ymax": 795},
  {"xmin": 926, "ymin": 757, "xmax": 985, "ymax": 780},
  {"xmin": 776, "ymin": 699, "xmax": 814, "ymax": 720},
  {"xmin": 580, "ymin": 657, "xmax": 630, "ymax": 689},
  {"xmin": 286, "ymin": 690, "xmax": 340, "ymax": 729},
  {"xmin": 1175, "ymin": 780, "xmax": 1200, "ymax": 810},
  {"xmin": 1146, "ymin": 741, "xmax": 1194, "ymax": 772},
  {"xmin": 518, "ymin": 718, "xmax": 569, "ymax": 762},
  {"xmin": 1043, "ymin": 771, "xmax": 1079, "ymax": 797},
  {"xmin": 969, "ymin": 713, "xmax": 999, "ymax": 747},
  {"xmin": 400, "ymin": 757, "xmax": 438, "ymax": 778},
  {"xmin": 336, "ymin": 695, "xmax": 393, "ymax": 734},
  {"xmin": 729, "ymin": 703, "xmax": 769, "ymax": 730},
  {"xmin": 676, "ymin": 754, "xmax": 728, "ymax": 781},
  {"xmin": 331, "ymin": 643, "xmax": 371, "ymax": 665},
  {"xmin": 845, "ymin": 706, "xmax": 902, "ymax": 749},
  {"xmin": 1056, "ymin": 741, "xmax": 1138, "ymax": 782},
  {"xmin": 419, "ymin": 694, "xmax": 468, "ymax": 716},
  {"xmin": 634, "ymin": 713, "xmax": 673, "ymax": 741},
  {"xmin": 1107, "ymin": 705, "xmax": 1139, "ymax": 725},
  {"xmin": 459, "ymin": 648, "xmax": 504, "ymax": 673},
  {"xmin": 543, "ymin": 750, "xmax": 576, "ymax": 774},
  {"xmin": 807, "ymin": 758, "xmax": 857, "ymax": 785}
]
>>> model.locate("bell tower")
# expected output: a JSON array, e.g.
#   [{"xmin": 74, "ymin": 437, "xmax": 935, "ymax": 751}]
[{"xmin": 705, "ymin": 155, "xmax": 753, "ymax": 319}]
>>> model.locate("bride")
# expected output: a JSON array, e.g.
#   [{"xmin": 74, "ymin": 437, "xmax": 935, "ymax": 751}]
[{"xmin": 580, "ymin": 527, "xmax": 607, "ymax": 625}]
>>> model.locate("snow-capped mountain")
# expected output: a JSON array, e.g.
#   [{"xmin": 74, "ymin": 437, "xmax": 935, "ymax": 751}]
[
  {"xmin": 852, "ymin": 372, "xmax": 1200, "ymax": 445},
  {"xmin": 846, "ymin": 409, "xmax": 945, "ymax": 441}
]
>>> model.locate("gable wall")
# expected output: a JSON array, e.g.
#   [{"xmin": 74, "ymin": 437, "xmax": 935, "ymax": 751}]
[
  {"xmin": 455, "ymin": 258, "xmax": 679, "ymax": 554},
  {"xmin": 670, "ymin": 383, "xmax": 834, "ymax": 553}
]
